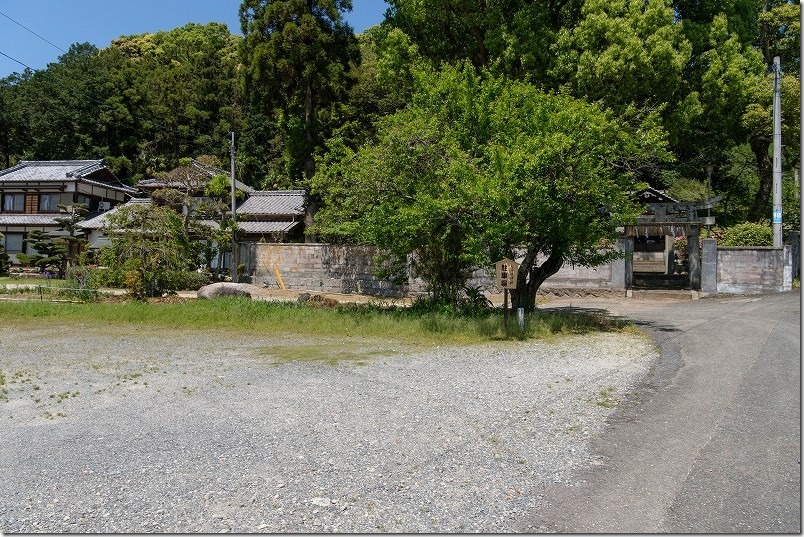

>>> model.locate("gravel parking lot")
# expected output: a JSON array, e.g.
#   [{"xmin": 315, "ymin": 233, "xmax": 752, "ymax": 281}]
[{"xmin": 0, "ymin": 324, "xmax": 657, "ymax": 533}]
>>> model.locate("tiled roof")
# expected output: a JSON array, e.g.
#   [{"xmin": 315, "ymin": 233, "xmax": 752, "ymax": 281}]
[
  {"xmin": 171, "ymin": 218, "xmax": 300, "ymax": 234},
  {"xmin": 0, "ymin": 160, "xmax": 139, "ymax": 195},
  {"xmin": 137, "ymin": 160, "xmax": 255, "ymax": 194},
  {"xmin": 236, "ymin": 190, "xmax": 306, "ymax": 216},
  {"xmin": 0, "ymin": 214, "xmax": 61, "ymax": 226},
  {"xmin": 0, "ymin": 160, "xmax": 101, "ymax": 181},
  {"xmin": 236, "ymin": 220, "xmax": 303, "ymax": 234},
  {"xmin": 78, "ymin": 198, "xmax": 152, "ymax": 229},
  {"xmin": 137, "ymin": 177, "xmax": 253, "ymax": 194}
]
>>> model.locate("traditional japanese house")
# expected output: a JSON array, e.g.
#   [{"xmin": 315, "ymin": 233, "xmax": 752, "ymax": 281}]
[{"xmin": 0, "ymin": 160, "xmax": 137, "ymax": 265}]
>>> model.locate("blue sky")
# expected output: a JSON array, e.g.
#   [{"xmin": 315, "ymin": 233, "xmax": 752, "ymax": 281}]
[{"xmin": 0, "ymin": 0, "xmax": 389, "ymax": 78}]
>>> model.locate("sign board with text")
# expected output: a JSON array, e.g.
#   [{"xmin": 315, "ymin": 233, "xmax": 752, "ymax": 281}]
[{"xmin": 495, "ymin": 258, "xmax": 520, "ymax": 290}]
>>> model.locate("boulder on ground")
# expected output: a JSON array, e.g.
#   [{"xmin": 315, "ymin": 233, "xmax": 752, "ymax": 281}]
[{"xmin": 197, "ymin": 282, "xmax": 261, "ymax": 299}]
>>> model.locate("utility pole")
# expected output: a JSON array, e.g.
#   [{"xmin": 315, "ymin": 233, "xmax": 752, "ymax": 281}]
[
  {"xmin": 772, "ymin": 56, "xmax": 783, "ymax": 248},
  {"xmin": 230, "ymin": 131, "xmax": 239, "ymax": 283}
]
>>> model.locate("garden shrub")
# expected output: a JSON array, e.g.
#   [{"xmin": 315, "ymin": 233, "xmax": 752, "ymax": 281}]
[
  {"xmin": 719, "ymin": 222, "xmax": 773, "ymax": 247},
  {"xmin": 67, "ymin": 265, "xmax": 211, "ymax": 298}
]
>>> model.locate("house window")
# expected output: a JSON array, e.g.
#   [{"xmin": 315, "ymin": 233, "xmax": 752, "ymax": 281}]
[
  {"xmin": 2, "ymin": 232, "xmax": 24, "ymax": 253},
  {"xmin": 39, "ymin": 193, "xmax": 58, "ymax": 212},
  {"xmin": 2, "ymin": 193, "xmax": 24, "ymax": 212}
]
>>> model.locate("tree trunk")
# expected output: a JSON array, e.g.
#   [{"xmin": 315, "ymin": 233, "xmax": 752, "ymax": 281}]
[
  {"xmin": 302, "ymin": 71, "xmax": 317, "ymax": 243},
  {"xmin": 511, "ymin": 250, "xmax": 564, "ymax": 311},
  {"xmin": 748, "ymin": 136, "xmax": 773, "ymax": 223},
  {"xmin": 304, "ymin": 74, "xmax": 315, "ymax": 181}
]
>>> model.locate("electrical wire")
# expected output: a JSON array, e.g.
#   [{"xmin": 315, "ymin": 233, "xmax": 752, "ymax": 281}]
[
  {"xmin": 0, "ymin": 50, "xmax": 32, "ymax": 70},
  {"xmin": 0, "ymin": 9, "xmax": 68, "ymax": 54}
]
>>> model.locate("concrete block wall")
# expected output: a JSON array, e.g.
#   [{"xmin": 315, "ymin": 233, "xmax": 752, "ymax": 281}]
[
  {"xmin": 248, "ymin": 243, "xmax": 619, "ymax": 297},
  {"xmin": 541, "ymin": 259, "xmax": 613, "ymax": 289},
  {"xmin": 716, "ymin": 246, "xmax": 792, "ymax": 294},
  {"xmin": 245, "ymin": 242, "xmax": 795, "ymax": 298},
  {"xmin": 250, "ymin": 243, "xmax": 426, "ymax": 297}
]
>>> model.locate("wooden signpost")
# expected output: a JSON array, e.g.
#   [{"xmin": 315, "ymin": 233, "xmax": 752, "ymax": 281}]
[{"xmin": 495, "ymin": 258, "xmax": 520, "ymax": 329}]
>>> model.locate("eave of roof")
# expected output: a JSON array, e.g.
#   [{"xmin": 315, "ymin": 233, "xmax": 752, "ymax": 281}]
[
  {"xmin": 79, "ymin": 177, "xmax": 140, "ymax": 196},
  {"xmin": 0, "ymin": 214, "xmax": 62, "ymax": 226},
  {"xmin": 0, "ymin": 160, "xmax": 138, "ymax": 196},
  {"xmin": 236, "ymin": 220, "xmax": 302, "ymax": 234},
  {"xmin": 635, "ymin": 187, "xmax": 679, "ymax": 204},
  {"xmin": 236, "ymin": 190, "xmax": 306, "ymax": 216}
]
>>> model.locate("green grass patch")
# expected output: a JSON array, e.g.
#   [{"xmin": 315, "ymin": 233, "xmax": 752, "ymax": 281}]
[
  {"xmin": 260, "ymin": 343, "xmax": 397, "ymax": 366},
  {"xmin": 0, "ymin": 277, "xmax": 69, "ymax": 286},
  {"xmin": 596, "ymin": 386, "xmax": 618, "ymax": 408},
  {"xmin": 0, "ymin": 297, "xmax": 633, "ymax": 346}
]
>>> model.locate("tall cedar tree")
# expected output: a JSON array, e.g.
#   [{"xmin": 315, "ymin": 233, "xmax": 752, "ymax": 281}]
[{"xmin": 239, "ymin": 0, "xmax": 359, "ymax": 183}]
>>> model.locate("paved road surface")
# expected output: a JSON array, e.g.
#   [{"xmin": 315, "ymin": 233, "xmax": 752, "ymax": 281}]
[{"xmin": 516, "ymin": 290, "xmax": 801, "ymax": 533}]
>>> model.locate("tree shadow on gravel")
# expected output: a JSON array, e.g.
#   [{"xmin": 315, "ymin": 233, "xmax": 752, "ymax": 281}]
[{"xmin": 537, "ymin": 305, "xmax": 682, "ymax": 334}]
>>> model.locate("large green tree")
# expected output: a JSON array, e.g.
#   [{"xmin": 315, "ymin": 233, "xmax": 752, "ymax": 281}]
[
  {"xmin": 103, "ymin": 23, "xmax": 243, "ymax": 179},
  {"xmin": 239, "ymin": 0, "xmax": 360, "ymax": 184},
  {"xmin": 384, "ymin": 0, "xmax": 584, "ymax": 81},
  {"xmin": 313, "ymin": 65, "xmax": 668, "ymax": 308},
  {"xmin": 550, "ymin": 0, "xmax": 694, "ymax": 150}
]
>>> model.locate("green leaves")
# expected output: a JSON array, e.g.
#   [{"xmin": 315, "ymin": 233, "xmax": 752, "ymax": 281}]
[
  {"xmin": 551, "ymin": 0, "xmax": 692, "ymax": 113},
  {"xmin": 239, "ymin": 0, "xmax": 359, "ymax": 182},
  {"xmin": 314, "ymin": 65, "xmax": 668, "ymax": 305}
]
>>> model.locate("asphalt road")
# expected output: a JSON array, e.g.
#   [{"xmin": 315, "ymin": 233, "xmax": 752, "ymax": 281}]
[{"xmin": 516, "ymin": 290, "xmax": 801, "ymax": 533}]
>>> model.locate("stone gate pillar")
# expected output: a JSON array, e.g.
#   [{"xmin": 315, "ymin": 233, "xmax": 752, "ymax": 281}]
[
  {"xmin": 612, "ymin": 237, "xmax": 633, "ymax": 290},
  {"xmin": 688, "ymin": 227, "xmax": 701, "ymax": 290},
  {"xmin": 701, "ymin": 238, "xmax": 717, "ymax": 294},
  {"xmin": 624, "ymin": 236, "xmax": 634, "ymax": 289}
]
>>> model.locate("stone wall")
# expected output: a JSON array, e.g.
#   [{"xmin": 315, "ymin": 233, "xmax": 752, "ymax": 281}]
[
  {"xmin": 244, "ymin": 241, "xmax": 795, "ymax": 297},
  {"xmin": 245, "ymin": 243, "xmax": 621, "ymax": 297},
  {"xmin": 715, "ymin": 246, "xmax": 793, "ymax": 294},
  {"xmin": 247, "ymin": 243, "xmax": 426, "ymax": 297}
]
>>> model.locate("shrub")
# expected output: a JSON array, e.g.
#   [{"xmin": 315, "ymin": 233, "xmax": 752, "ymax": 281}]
[
  {"xmin": 67, "ymin": 264, "xmax": 211, "ymax": 298},
  {"xmin": 719, "ymin": 223, "xmax": 773, "ymax": 247},
  {"xmin": 157, "ymin": 269, "xmax": 211, "ymax": 292}
]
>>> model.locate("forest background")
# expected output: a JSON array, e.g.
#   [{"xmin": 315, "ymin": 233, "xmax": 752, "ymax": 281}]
[
  {"xmin": 0, "ymin": 0, "xmax": 800, "ymax": 304},
  {"xmin": 0, "ymin": 0, "xmax": 799, "ymax": 226}
]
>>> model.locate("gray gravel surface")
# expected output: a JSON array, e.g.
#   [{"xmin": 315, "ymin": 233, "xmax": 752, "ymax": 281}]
[{"xmin": 0, "ymin": 325, "xmax": 657, "ymax": 533}]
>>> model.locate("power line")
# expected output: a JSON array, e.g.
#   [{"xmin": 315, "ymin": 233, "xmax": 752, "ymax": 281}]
[
  {"xmin": 0, "ymin": 9, "xmax": 67, "ymax": 55},
  {"xmin": 0, "ymin": 50, "xmax": 32, "ymax": 70}
]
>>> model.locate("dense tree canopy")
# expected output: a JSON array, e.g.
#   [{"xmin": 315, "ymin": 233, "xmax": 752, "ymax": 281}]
[
  {"xmin": 313, "ymin": 65, "xmax": 668, "ymax": 307},
  {"xmin": 238, "ymin": 0, "xmax": 359, "ymax": 185},
  {"xmin": 0, "ymin": 23, "xmax": 242, "ymax": 182},
  {"xmin": 0, "ymin": 0, "xmax": 800, "ymax": 299}
]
